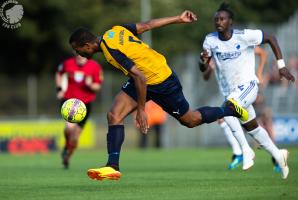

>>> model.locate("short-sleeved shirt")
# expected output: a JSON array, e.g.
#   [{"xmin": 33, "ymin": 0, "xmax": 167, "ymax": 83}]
[
  {"xmin": 57, "ymin": 57, "xmax": 103, "ymax": 103},
  {"xmin": 203, "ymin": 29, "xmax": 263, "ymax": 96},
  {"xmin": 99, "ymin": 23, "xmax": 172, "ymax": 85}
]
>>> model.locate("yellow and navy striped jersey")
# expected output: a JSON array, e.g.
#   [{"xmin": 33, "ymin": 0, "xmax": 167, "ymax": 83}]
[{"xmin": 99, "ymin": 24, "xmax": 172, "ymax": 85}]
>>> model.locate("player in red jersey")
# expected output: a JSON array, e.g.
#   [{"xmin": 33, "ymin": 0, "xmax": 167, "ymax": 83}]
[{"xmin": 56, "ymin": 55, "xmax": 103, "ymax": 169}]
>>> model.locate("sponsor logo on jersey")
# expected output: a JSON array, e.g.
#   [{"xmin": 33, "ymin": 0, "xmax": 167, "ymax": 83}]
[
  {"xmin": 107, "ymin": 31, "xmax": 115, "ymax": 39},
  {"xmin": 216, "ymin": 51, "xmax": 241, "ymax": 61},
  {"xmin": 119, "ymin": 30, "xmax": 124, "ymax": 45}
]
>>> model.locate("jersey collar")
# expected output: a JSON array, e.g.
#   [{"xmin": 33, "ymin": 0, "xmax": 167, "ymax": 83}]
[{"xmin": 218, "ymin": 29, "xmax": 233, "ymax": 41}]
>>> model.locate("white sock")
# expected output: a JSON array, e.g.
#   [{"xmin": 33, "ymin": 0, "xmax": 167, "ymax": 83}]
[
  {"xmin": 220, "ymin": 121, "xmax": 242, "ymax": 155},
  {"xmin": 248, "ymin": 126, "xmax": 281, "ymax": 161},
  {"xmin": 224, "ymin": 116, "xmax": 251, "ymax": 153}
]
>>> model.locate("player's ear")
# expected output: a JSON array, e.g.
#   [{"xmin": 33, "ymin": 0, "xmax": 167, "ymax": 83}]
[
  {"xmin": 84, "ymin": 42, "xmax": 92, "ymax": 49},
  {"xmin": 228, "ymin": 19, "xmax": 232, "ymax": 27}
]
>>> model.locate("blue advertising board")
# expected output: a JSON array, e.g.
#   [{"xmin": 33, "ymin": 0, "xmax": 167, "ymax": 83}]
[{"xmin": 273, "ymin": 116, "xmax": 298, "ymax": 144}]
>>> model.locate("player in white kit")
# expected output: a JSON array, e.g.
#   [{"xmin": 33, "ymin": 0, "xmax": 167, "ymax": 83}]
[
  {"xmin": 202, "ymin": 46, "xmax": 269, "ymax": 170},
  {"xmin": 200, "ymin": 3, "xmax": 295, "ymax": 179}
]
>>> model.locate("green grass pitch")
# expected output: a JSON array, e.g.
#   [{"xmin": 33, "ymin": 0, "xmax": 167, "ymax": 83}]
[{"xmin": 0, "ymin": 147, "xmax": 297, "ymax": 200}]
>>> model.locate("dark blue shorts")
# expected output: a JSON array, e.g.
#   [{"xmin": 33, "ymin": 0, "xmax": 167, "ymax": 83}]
[{"xmin": 121, "ymin": 72, "xmax": 189, "ymax": 119}]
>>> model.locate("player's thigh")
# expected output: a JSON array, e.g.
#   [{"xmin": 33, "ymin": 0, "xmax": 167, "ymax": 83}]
[
  {"xmin": 151, "ymin": 89, "xmax": 203, "ymax": 127},
  {"xmin": 147, "ymin": 72, "xmax": 189, "ymax": 120},
  {"xmin": 150, "ymin": 87, "xmax": 190, "ymax": 120},
  {"xmin": 108, "ymin": 90, "xmax": 138, "ymax": 124},
  {"xmin": 227, "ymin": 80, "xmax": 258, "ymax": 108}
]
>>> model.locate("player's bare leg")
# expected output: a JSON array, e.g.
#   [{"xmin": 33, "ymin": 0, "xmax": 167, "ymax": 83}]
[
  {"xmin": 87, "ymin": 91, "xmax": 137, "ymax": 181},
  {"xmin": 62, "ymin": 123, "xmax": 81, "ymax": 169}
]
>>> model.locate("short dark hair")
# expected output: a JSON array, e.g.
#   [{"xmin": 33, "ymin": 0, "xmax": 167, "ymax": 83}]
[
  {"xmin": 69, "ymin": 27, "xmax": 97, "ymax": 46},
  {"xmin": 217, "ymin": 2, "xmax": 234, "ymax": 19}
]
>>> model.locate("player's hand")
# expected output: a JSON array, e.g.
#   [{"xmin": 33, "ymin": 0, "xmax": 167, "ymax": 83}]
[
  {"xmin": 179, "ymin": 10, "xmax": 197, "ymax": 23},
  {"xmin": 257, "ymin": 73, "xmax": 264, "ymax": 85},
  {"xmin": 200, "ymin": 50, "xmax": 210, "ymax": 63},
  {"xmin": 279, "ymin": 67, "xmax": 295, "ymax": 82},
  {"xmin": 199, "ymin": 50, "xmax": 210, "ymax": 72},
  {"xmin": 136, "ymin": 109, "xmax": 149, "ymax": 134},
  {"xmin": 85, "ymin": 75, "xmax": 93, "ymax": 87}
]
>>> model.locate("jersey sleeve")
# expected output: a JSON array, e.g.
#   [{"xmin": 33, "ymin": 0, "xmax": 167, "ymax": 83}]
[
  {"xmin": 243, "ymin": 29, "xmax": 264, "ymax": 46},
  {"xmin": 120, "ymin": 23, "xmax": 137, "ymax": 35},
  {"xmin": 203, "ymin": 37, "xmax": 212, "ymax": 57}
]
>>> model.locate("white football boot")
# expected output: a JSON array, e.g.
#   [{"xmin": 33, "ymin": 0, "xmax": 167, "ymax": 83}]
[
  {"xmin": 276, "ymin": 149, "xmax": 289, "ymax": 179},
  {"xmin": 242, "ymin": 148, "xmax": 255, "ymax": 170}
]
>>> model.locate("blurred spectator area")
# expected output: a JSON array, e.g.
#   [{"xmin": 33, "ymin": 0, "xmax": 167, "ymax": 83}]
[{"xmin": 0, "ymin": 71, "xmax": 127, "ymax": 118}]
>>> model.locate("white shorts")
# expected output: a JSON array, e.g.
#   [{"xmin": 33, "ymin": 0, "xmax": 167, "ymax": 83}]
[{"xmin": 226, "ymin": 80, "xmax": 258, "ymax": 123}]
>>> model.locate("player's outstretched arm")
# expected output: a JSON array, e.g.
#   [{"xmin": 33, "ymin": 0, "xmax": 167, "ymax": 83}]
[
  {"xmin": 263, "ymin": 33, "xmax": 295, "ymax": 82},
  {"xmin": 136, "ymin": 10, "xmax": 197, "ymax": 34}
]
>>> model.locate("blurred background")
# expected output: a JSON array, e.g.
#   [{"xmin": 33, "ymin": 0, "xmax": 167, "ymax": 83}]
[{"xmin": 1, "ymin": 0, "xmax": 298, "ymax": 153}]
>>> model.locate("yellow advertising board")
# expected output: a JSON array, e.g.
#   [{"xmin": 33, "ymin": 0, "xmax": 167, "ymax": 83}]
[{"xmin": 0, "ymin": 120, "xmax": 95, "ymax": 153}]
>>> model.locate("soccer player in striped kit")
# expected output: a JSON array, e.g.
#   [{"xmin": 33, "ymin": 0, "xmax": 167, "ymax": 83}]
[{"xmin": 69, "ymin": 10, "xmax": 249, "ymax": 180}]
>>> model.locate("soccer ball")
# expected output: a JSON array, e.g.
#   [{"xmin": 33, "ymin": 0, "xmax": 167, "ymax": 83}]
[{"xmin": 60, "ymin": 98, "xmax": 87, "ymax": 123}]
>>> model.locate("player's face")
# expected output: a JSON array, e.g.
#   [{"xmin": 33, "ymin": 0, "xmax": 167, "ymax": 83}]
[
  {"xmin": 214, "ymin": 11, "xmax": 232, "ymax": 33},
  {"xmin": 72, "ymin": 42, "xmax": 96, "ymax": 59}
]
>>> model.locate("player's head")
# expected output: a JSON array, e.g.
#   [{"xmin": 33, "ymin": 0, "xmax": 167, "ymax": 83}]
[
  {"xmin": 214, "ymin": 2, "xmax": 233, "ymax": 33},
  {"xmin": 69, "ymin": 27, "xmax": 99, "ymax": 59}
]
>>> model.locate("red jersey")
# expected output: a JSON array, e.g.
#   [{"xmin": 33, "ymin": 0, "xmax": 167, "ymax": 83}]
[{"xmin": 57, "ymin": 57, "xmax": 103, "ymax": 103}]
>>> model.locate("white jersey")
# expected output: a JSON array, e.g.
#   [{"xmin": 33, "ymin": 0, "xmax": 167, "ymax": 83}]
[{"xmin": 203, "ymin": 29, "xmax": 263, "ymax": 96}]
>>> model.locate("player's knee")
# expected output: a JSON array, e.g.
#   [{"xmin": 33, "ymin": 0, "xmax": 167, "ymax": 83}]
[
  {"xmin": 68, "ymin": 140, "xmax": 78, "ymax": 149},
  {"xmin": 179, "ymin": 111, "xmax": 201, "ymax": 128},
  {"xmin": 242, "ymin": 119, "xmax": 258, "ymax": 131},
  {"xmin": 186, "ymin": 122, "xmax": 197, "ymax": 128},
  {"xmin": 179, "ymin": 119, "xmax": 197, "ymax": 128},
  {"xmin": 107, "ymin": 111, "xmax": 122, "ymax": 124},
  {"xmin": 64, "ymin": 126, "xmax": 75, "ymax": 135}
]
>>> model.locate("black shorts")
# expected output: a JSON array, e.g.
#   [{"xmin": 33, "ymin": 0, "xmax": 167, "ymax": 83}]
[
  {"xmin": 121, "ymin": 72, "xmax": 189, "ymax": 119},
  {"xmin": 60, "ymin": 100, "xmax": 92, "ymax": 128}
]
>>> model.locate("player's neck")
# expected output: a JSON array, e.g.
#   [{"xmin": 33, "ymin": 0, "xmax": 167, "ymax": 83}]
[
  {"xmin": 96, "ymin": 36, "xmax": 102, "ymax": 52},
  {"xmin": 218, "ymin": 29, "xmax": 233, "ymax": 41}
]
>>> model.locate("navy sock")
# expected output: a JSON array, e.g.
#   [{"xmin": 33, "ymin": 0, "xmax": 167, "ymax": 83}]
[
  {"xmin": 197, "ymin": 106, "xmax": 234, "ymax": 124},
  {"xmin": 106, "ymin": 125, "xmax": 125, "ymax": 170}
]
